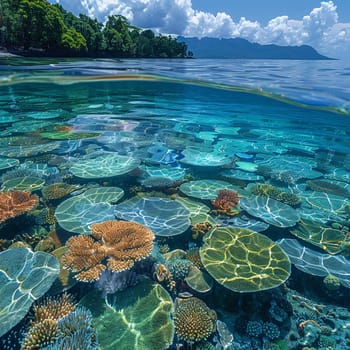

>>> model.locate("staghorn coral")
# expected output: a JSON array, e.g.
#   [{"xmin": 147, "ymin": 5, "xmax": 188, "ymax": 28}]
[
  {"xmin": 0, "ymin": 190, "xmax": 38, "ymax": 224},
  {"xmin": 211, "ymin": 189, "xmax": 239, "ymax": 215},
  {"xmin": 33, "ymin": 293, "xmax": 76, "ymax": 323},
  {"xmin": 21, "ymin": 319, "xmax": 59, "ymax": 350},
  {"xmin": 63, "ymin": 220, "xmax": 154, "ymax": 282},
  {"xmin": 174, "ymin": 297, "xmax": 217, "ymax": 344}
]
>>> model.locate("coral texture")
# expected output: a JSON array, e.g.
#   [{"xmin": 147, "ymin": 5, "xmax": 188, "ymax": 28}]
[
  {"xmin": 211, "ymin": 189, "xmax": 239, "ymax": 214},
  {"xmin": 0, "ymin": 190, "xmax": 38, "ymax": 224},
  {"xmin": 174, "ymin": 297, "xmax": 217, "ymax": 344},
  {"xmin": 63, "ymin": 220, "xmax": 154, "ymax": 282},
  {"xmin": 21, "ymin": 319, "xmax": 59, "ymax": 350},
  {"xmin": 42, "ymin": 183, "xmax": 79, "ymax": 200},
  {"xmin": 33, "ymin": 293, "xmax": 76, "ymax": 323}
]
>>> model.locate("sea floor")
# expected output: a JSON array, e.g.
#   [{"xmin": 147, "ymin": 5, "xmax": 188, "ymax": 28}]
[{"xmin": 0, "ymin": 75, "xmax": 349, "ymax": 350}]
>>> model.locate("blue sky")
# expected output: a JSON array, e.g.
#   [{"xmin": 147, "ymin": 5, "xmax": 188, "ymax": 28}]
[
  {"xmin": 191, "ymin": 0, "xmax": 350, "ymax": 24},
  {"xmin": 50, "ymin": 0, "xmax": 350, "ymax": 59}
]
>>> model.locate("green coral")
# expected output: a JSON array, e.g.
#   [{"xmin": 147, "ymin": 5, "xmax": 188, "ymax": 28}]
[
  {"xmin": 250, "ymin": 183, "xmax": 301, "ymax": 207},
  {"xmin": 323, "ymin": 274, "xmax": 341, "ymax": 291}
]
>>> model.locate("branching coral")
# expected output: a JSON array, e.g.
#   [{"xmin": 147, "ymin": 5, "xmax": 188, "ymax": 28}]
[
  {"xmin": 174, "ymin": 297, "xmax": 217, "ymax": 344},
  {"xmin": 33, "ymin": 293, "xmax": 76, "ymax": 323},
  {"xmin": 0, "ymin": 190, "xmax": 38, "ymax": 224},
  {"xmin": 21, "ymin": 319, "xmax": 59, "ymax": 350},
  {"xmin": 63, "ymin": 220, "xmax": 154, "ymax": 282},
  {"xmin": 211, "ymin": 189, "xmax": 239, "ymax": 215}
]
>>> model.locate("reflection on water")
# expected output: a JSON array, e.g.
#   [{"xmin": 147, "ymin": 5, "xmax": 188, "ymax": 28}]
[{"xmin": 0, "ymin": 62, "xmax": 350, "ymax": 350}]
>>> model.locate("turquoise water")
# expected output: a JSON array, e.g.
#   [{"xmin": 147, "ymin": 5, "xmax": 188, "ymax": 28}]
[{"xmin": 0, "ymin": 58, "xmax": 349, "ymax": 349}]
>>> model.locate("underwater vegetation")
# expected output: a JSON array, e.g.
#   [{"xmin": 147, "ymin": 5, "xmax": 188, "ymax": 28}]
[{"xmin": 0, "ymin": 77, "xmax": 350, "ymax": 350}]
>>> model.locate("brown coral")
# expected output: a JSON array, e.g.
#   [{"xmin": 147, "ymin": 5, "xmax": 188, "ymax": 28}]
[
  {"xmin": 186, "ymin": 247, "xmax": 204, "ymax": 269},
  {"xmin": 92, "ymin": 220, "xmax": 154, "ymax": 272},
  {"xmin": 63, "ymin": 220, "xmax": 154, "ymax": 282},
  {"xmin": 174, "ymin": 297, "xmax": 217, "ymax": 344},
  {"xmin": 191, "ymin": 221, "xmax": 214, "ymax": 240},
  {"xmin": 0, "ymin": 190, "xmax": 38, "ymax": 224},
  {"xmin": 62, "ymin": 235, "xmax": 106, "ymax": 282},
  {"xmin": 33, "ymin": 293, "xmax": 76, "ymax": 323},
  {"xmin": 42, "ymin": 183, "xmax": 80, "ymax": 200},
  {"xmin": 21, "ymin": 319, "xmax": 58, "ymax": 350},
  {"xmin": 211, "ymin": 189, "xmax": 239, "ymax": 215}
]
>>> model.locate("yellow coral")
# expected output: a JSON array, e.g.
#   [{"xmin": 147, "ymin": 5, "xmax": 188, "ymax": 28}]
[
  {"xmin": 174, "ymin": 297, "xmax": 217, "ymax": 344},
  {"xmin": 33, "ymin": 293, "xmax": 76, "ymax": 323}
]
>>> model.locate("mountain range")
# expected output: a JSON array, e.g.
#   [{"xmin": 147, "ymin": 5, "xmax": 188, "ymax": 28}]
[{"xmin": 178, "ymin": 37, "xmax": 332, "ymax": 60}]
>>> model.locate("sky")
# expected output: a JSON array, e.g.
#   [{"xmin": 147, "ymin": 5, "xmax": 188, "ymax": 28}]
[{"xmin": 50, "ymin": 0, "xmax": 350, "ymax": 59}]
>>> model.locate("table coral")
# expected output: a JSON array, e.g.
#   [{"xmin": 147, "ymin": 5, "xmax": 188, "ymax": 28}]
[
  {"xmin": 63, "ymin": 220, "xmax": 154, "ymax": 282},
  {"xmin": 0, "ymin": 190, "xmax": 38, "ymax": 224}
]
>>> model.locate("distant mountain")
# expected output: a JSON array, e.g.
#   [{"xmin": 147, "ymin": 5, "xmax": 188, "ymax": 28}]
[{"xmin": 178, "ymin": 37, "xmax": 332, "ymax": 60}]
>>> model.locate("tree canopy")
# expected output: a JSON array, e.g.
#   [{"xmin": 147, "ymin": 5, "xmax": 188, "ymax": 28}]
[{"xmin": 0, "ymin": 0, "xmax": 188, "ymax": 57}]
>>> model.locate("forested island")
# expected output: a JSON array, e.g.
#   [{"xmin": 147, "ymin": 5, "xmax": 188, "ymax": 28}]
[{"xmin": 0, "ymin": 0, "xmax": 189, "ymax": 58}]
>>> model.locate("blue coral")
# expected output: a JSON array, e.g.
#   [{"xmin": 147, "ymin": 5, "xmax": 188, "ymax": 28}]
[
  {"xmin": 246, "ymin": 320, "xmax": 263, "ymax": 337},
  {"xmin": 41, "ymin": 307, "xmax": 97, "ymax": 350},
  {"xmin": 262, "ymin": 322, "xmax": 280, "ymax": 340},
  {"xmin": 168, "ymin": 258, "xmax": 194, "ymax": 281}
]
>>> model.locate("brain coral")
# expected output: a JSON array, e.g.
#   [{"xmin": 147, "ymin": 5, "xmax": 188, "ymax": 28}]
[{"xmin": 174, "ymin": 297, "xmax": 217, "ymax": 344}]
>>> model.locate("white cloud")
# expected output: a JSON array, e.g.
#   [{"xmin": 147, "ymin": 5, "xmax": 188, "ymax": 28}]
[{"xmin": 52, "ymin": 0, "xmax": 350, "ymax": 58}]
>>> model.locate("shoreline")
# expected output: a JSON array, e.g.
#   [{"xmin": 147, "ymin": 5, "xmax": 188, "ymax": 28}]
[{"xmin": 0, "ymin": 50, "xmax": 20, "ymax": 58}]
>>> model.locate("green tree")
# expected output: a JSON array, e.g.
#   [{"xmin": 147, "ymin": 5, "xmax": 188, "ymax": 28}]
[{"xmin": 60, "ymin": 28, "xmax": 87, "ymax": 52}]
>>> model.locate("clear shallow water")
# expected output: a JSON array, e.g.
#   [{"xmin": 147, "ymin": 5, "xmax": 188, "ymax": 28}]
[{"xmin": 0, "ymin": 58, "xmax": 350, "ymax": 350}]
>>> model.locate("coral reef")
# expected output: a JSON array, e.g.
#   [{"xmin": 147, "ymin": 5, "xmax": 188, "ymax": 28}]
[
  {"xmin": 168, "ymin": 258, "xmax": 194, "ymax": 281},
  {"xmin": 186, "ymin": 246, "xmax": 204, "ymax": 269},
  {"xmin": 43, "ymin": 307, "xmax": 98, "ymax": 350},
  {"xmin": 323, "ymin": 274, "xmax": 341, "ymax": 291},
  {"xmin": 0, "ymin": 190, "xmax": 38, "ymax": 225},
  {"xmin": 250, "ymin": 183, "xmax": 301, "ymax": 207},
  {"xmin": 191, "ymin": 221, "xmax": 214, "ymax": 240},
  {"xmin": 174, "ymin": 297, "xmax": 217, "ymax": 344},
  {"xmin": 246, "ymin": 320, "xmax": 263, "ymax": 337},
  {"xmin": 306, "ymin": 179, "xmax": 349, "ymax": 197},
  {"xmin": 21, "ymin": 319, "xmax": 59, "ymax": 350},
  {"xmin": 63, "ymin": 220, "xmax": 154, "ymax": 282},
  {"xmin": 211, "ymin": 189, "xmax": 240, "ymax": 215},
  {"xmin": 32, "ymin": 293, "xmax": 76, "ymax": 323},
  {"xmin": 42, "ymin": 183, "xmax": 80, "ymax": 200},
  {"xmin": 153, "ymin": 263, "xmax": 176, "ymax": 291}
]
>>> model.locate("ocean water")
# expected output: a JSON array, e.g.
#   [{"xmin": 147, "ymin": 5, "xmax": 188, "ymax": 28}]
[{"xmin": 0, "ymin": 58, "xmax": 349, "ymax": 350}]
